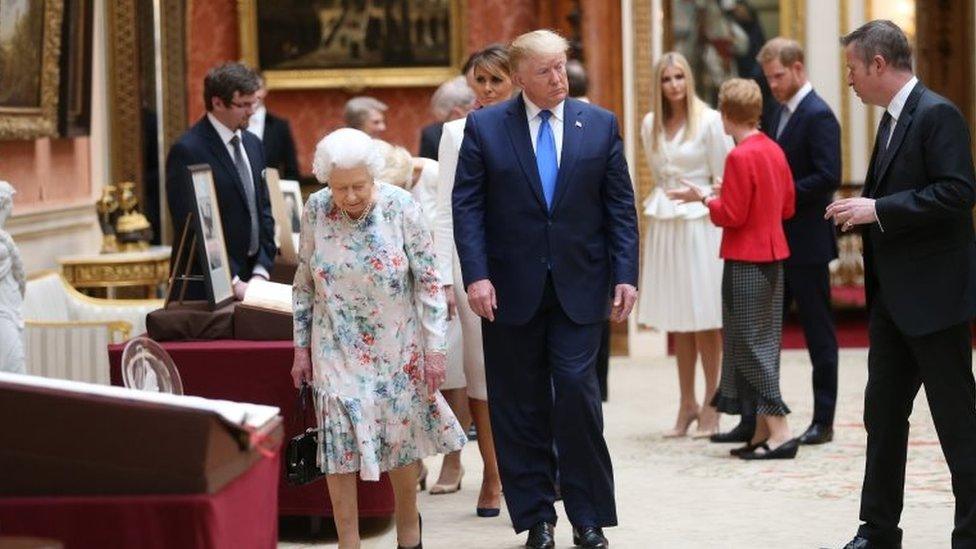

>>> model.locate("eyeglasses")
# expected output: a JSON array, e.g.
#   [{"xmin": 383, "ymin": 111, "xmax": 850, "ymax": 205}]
[{"xmin": 229, "ymin": 100, "xmax": 258, "ymax": 111}]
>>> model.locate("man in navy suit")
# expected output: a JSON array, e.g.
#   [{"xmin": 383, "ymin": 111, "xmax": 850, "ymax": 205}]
[
  {"xmin": 829, "ymin": 20, "xmax": 976, "ymax": 548},
  {"xmin": 760, "ymin": 38, "xmax": 841, "ymax": 446},
  {"xmin": 453, "ymin": 30, "xmax": 639, "ymax": 549},
  {"xmin": 166, "ymin": 62, "xmax": 276, "ymax": 301}
]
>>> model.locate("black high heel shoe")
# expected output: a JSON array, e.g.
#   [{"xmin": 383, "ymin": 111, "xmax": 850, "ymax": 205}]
[
  {"xmin": 739, "ymin": 438, "xmax": 799, "ymax": 460},
  {"xmin": 396, "ymin": 513, "xmax": 422, "ymax": 549}
]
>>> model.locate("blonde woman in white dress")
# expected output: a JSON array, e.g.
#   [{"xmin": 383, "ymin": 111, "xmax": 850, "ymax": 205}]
[
  {"xmin": 639, "ymin": 52, "xmax": 733, "ymax": 437},
  {"xmin": 434, "ymin": 45, "xmax": 513, "ymax": 517}
]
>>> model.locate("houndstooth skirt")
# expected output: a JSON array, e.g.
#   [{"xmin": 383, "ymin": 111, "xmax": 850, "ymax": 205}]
[{"xmin": 711, "ymin": 260, "xmax": 791, "ymax": 417}]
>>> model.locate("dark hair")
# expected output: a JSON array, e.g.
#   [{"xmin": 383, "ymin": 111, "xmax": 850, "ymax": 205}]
[
  {"xmin": 839, "ymin": 19, "xmax": 913, "ymax": 72},
  {"xmin": 203, "ymin": 62, "xmax": 261, "ymax": 111},
  {"xmin": 461, "ymin": 44, "xmax": 511, "ymax": 78},
  {"xmin": 566, "ymin": 59, "xmax": 589, "ymax": 98}
]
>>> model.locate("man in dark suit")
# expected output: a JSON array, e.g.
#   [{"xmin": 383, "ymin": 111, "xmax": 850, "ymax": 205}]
[
  {"xmin": 418, "ymin": 75, "xmax": 476, "ymax": 160},
  {"xmin": 453, "ymin": 30, "xmax": 638, "ymax": 549},
  {"xmin": 827, "ymin": 20, "xmax": 976, "ymax": 548},
  {"xmin": 166, "ymin": 62, "xmax": 276, "ymax": 301},
  {"xmin": 759, "ymin": 37, "xmax": 841, "ymax": 446},
  {"xmin": 248, "ymin": 77, "xmax": 300, "ymax": 179}
]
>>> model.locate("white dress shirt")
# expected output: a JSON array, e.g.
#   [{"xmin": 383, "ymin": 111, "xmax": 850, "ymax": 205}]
[
  {"xmin": 206, "ymin": 112, "xmax": 268, "ymax": 282},
  {"xmin": 884, "ymin": 75, "xmax": 919, "ymax": 148},
  {"xmin": 524, "ymin": 96, "xmax": 564, "ymax": 166},
  {"xmin": 246, "ymin": 105, "xmax": 267, "ymax": 141}
]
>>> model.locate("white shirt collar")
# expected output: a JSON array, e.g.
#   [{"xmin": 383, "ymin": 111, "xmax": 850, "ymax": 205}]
[
  {"xmin": 207, "ymin": 112, "xmax": 243, "ymax": 145},
  {"xmin": 524, "ymin": 95, "xmax": 565, "ymax": 123},
  {"xmin": 784, "ymin": 81, "xmax": 813, "ymax": 113},
  {"xmin": 886, "ymin": 76, "xmax": 919, "ymax": 121}
]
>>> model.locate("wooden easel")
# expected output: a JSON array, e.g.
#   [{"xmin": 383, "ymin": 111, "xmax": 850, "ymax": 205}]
[{"xmin": 164, "ymin": 213, "xmax": 205, "ymax": 308}]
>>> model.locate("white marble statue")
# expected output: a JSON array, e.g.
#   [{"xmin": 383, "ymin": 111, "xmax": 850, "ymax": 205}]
[{"xmin": 0, "ymin": 181, "xmax": 25, "ymax": 374}]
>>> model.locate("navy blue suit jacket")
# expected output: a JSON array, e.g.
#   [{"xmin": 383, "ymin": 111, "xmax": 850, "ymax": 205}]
[
  {"xmin": 765, "ymin": 89, "xmax": 841, "ymax": 265},
  {"xmin": 452, "ymin": 95, "xmax": 639, "ymax": 326},
  {"xmin": 166, "ymin": 116, "xmax": 277, "ymax": 286}
]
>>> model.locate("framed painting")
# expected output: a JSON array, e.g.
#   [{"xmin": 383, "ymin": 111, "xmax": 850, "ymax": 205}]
[
  {"xmin": 0, "ymin": 0, "xmax": 64, "ymax": 139},
  {"xmin": 238, "ymin": 0, "xmax": 465, "ymax": 90},
  {"xmin": 664, "ymin": 0, "xmax": 803, "ymax": 106},
  {"xmin": 189, "ymin": 165, "xmax": 234, "ymax": 309},
  {"xmin": 264, "ymin": 168, "xmax": 299, "ymax": 264},
  {"xmin": 58, "ymin": 0, "xmax": 92, "ymax": 137}
]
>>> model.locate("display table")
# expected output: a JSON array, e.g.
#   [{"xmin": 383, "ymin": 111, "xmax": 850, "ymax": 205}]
[
  {"xmin": 107, "ymin": 339, "xmax": 394, "ymax": 517},
  {"xmin": 60, "ymin": 246, "xmax": 171, "ymax": 299},
  {"xmin": 0, "ymin": 453, "xmax": 279, "ymax": 549}
]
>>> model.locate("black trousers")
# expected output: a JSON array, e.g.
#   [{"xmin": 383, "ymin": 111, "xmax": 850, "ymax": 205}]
[
  {"xmin": 858, "ymin": 296, "xmax": 976, "ymax": 547},
  {"xmin": 784, "ymin": 263, "xmax": 839, "ymax": 425},
  {"xmin": 482, "ymin": 277, "xmax": 616, "ymax": 533}
]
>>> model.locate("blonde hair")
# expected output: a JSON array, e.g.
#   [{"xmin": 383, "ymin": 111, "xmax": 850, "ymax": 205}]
[
  {"xmin": 718, "ymin": 78, "xmax": 763, "ymax": 127},
  {"xmin": 508, "ymin": 29, "xmax": 569, "ymax": 71},
  {"xmin": 649, "ymin": 52, "xmax": 706, "ymax": 151},
  {"xmin": 373, "ymin": 139, "xmax": 414, "ymax": 189},
  {"xmin": 756, "ymin": 37, "xmax": 805, "ymax": 67}
]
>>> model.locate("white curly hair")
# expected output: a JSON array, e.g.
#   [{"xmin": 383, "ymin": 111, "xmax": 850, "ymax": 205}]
[{"xmin": 311, "ymin": 128, "xmax": 385, "ymax": 184}]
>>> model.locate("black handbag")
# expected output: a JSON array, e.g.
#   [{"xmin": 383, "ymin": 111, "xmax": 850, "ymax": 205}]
[{"xmin": 285, "ymin": 383, "xmax": 324, "ymax": 486}]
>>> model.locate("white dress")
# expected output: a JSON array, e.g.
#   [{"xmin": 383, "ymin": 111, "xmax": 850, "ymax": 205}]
[
  {"xmin": 434, "ymin": 118, "xmax": 487, "ymax": 400},
  {"xmin": 409, "ymin": 157, "xmax": 466, "ymax": 391},
  {"xmin": 637, "ymin": 107, "xmax": 732, "ymax": 332}
]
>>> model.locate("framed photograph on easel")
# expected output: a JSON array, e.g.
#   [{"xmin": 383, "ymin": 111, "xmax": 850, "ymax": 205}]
[
  {"xmin": 264, "ymin": 168, "xmax": 298, "ymax": 264},
  {"xmin": 188, "ymin": 164, "xmax": 233, "ymax": 308}
]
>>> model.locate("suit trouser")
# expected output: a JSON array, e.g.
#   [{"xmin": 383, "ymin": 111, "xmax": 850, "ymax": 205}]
[
  {"xmin": 481, "ymin": 277, "xmax": 617, "ymax": 533},
  {"xmin": 858, "ymin": 296, "xmax": 976, "ymax": 547},
  {"xmin": 784, "ymin": 263, "xmax": 839, "ymax": 425}
]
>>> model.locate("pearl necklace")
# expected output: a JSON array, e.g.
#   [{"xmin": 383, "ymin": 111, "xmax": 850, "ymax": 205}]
[{"xmin": 339, "ymin": 201, "xmax": 375, "ymax": 226}]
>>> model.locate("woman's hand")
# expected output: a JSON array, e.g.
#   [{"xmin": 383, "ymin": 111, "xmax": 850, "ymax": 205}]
[
  {"xmin": 291, "ymin": 347, "xmax": 312, "ymax": 388},
  {"xmin": 444, "ymin": 285, "xmax": 457, "ymax": 320},
  {"xmin": 424, "ymin": 352, "xmax": 447, "ymax": 395},
  {"xmin": 665, "ymin": 179, "xmax": 709, "ymax": 204}
]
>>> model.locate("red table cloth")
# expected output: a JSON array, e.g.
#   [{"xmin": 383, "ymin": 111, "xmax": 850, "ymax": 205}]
[
  {"xmin": 0, "ymin": 453, "xmax": 279, "ymax": 549},
  {"xmin": 107, "ymin": 338, "xmax": 394, "ymax": 517}
]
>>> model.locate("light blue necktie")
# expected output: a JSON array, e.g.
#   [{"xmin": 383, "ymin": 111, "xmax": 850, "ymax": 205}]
[{"xmin": 536, "ymin": 110, "xmax": 558, "ymax": 209}]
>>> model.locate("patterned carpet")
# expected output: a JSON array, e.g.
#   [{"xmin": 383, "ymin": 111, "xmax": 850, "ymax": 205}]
[{"xmin": 280, "ymin": 349, "xmax": 961, "ymax": 548}]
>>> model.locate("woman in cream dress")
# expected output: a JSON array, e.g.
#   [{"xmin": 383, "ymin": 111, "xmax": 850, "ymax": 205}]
[
  {"xmin": 639, "ymin": 52, "xmax": 732, "ymax": 437},
  {"xmin": 433, "ymin": 44, "xmax": 513, "ymax": 517}
]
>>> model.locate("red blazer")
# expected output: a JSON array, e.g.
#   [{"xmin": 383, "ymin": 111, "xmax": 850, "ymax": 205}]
[{"xmin": 707, "ymin": 132, "xmax": 795, "ymax": 262}]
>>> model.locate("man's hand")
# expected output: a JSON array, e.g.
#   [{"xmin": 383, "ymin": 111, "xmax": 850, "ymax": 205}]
[
  {"xmin": 444, "ymin": 285, "xmax": 457, "ymax": 320},
  {"xmin": 610, "ymin": 283, "xmax": 638, "ymax": 323},
  {"xmin": 233, "ymin": 280, "xmax": 249, "ymax": 301},
  {"xmin": 291, "ymin": 347, "xmax": 312, "ymax": 388},
  {"xmin": 424, "ymin": 352, "xmax": 447, "ymax": 395},
  {"xmin": 825, "ymin": 197, "xmax": 877, "ymax": 232},
  {"xmin": 466, "ymin": 279, "xmax": 497, "ymax": 322}
]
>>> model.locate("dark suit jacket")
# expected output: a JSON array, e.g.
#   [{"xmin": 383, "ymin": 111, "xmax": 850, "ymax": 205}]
[
  {"xmin": 418, "ymin": 122, "xmax": 444, "ymax": 160},
  {"xmin": 262, "ymin": 112, "xmax": 300, "ymax": 179},
  {"xmin": 765, "ymin": 89, "xmax": 842, "ymax": 265},
  {"xmin": 166, "ymin": 116, "xmax": 277, "ymax": 291},
  {"xmin": 863, "ymin": 82, "xmax": 976, "ymax": 336},
  {"xmin": 452, "ymin": 95, "xmax": 639, "ymax": 326}
]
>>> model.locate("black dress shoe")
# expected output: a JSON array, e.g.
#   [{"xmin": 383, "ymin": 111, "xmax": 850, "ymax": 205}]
[
  {"xmin": 798, "ymin": 423, "xmax": 834, "ymax": 445},
  {"xmin": 709, "ymin": 421, "xmax": 755, "ymax": 443},
  {"xmin": 525, "ymin": 522, "xmax": 555, "ymax": 549},
  {"xmin": 739, "ymin": 438, "xmax": 799, "ymax": 460},
  {"xmin": 730, "ymin": 439, "xmax": 768, "ymax": 457},
  {"xmin": 573, "ymin": 526, "xmax": 609, "ymax": 548},
  {"xmin": 840, "ymin": 535, "xmax": 901, "ymax": 549}
]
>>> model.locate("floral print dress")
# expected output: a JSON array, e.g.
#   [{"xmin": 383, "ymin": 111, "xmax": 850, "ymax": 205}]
[{"xmin": 293, "ymin": 182, "xmax": 466, "ymax": 481}]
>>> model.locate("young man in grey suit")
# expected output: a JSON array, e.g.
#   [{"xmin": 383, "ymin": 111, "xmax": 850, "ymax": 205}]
[{"xmin": 827, "ymin": 20, "xmax": 976, "ymax": 548}]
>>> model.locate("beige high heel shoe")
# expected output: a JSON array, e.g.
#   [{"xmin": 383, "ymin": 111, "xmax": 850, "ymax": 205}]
[
  {"xmin": 663, "ymin": 408, "xmax": 699, "ymax": 438},
  {"xmin": 692, "ymin": 405, "xmax": 720, "ymax": 439},
  {"xmin": 429, "ymin": 465, "xmax": 464, "ymax": 495}
]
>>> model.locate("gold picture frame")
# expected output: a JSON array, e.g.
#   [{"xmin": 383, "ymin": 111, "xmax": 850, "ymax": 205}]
[
  {"xmin": 0, "ymin": 0, "xmax": 64, "ymax": 139},
  {"xmin": 237, "ymin": 0, "xmax": 466, "ymax": 90}
]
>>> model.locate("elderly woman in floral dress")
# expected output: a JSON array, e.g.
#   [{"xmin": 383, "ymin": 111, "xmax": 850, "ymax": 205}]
[{"xmin": 291, "ymin": 128, "xmax": 466, "ymax": 549}]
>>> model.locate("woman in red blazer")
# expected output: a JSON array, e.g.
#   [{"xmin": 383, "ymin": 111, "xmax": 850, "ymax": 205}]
[{"xmin": 669, "ymin": 78, "xmax": 798, "ymax": 460}]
